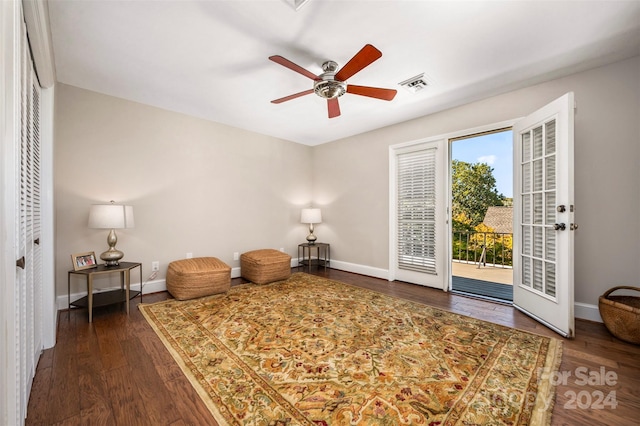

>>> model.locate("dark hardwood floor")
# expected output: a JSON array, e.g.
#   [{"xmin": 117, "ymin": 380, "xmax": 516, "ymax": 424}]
[{"xmin": 26, "ymin": 269, "xmax": 640, "ymax": 425}]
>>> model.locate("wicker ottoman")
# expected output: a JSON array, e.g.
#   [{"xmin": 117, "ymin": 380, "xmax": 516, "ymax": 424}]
[
  {"xmin": 166, "ymin": 257, "xmax": 231, "ymax": 300},
  {"xmin": 241, "ymin": 249, "xmax": 291, "ymax": 284}
]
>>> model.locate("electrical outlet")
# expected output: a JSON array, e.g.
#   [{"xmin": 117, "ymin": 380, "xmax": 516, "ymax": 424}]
[
  {"xmin": 151, "ymin": 261, "xmax": 159, "ymax": 272},
  {"xmin": 186, "ymin": 252, "xmax": 193, "ymax": 259},
  {"xmin": 233, "ymin": 252, "xmax": 239, "ymax": 261}
]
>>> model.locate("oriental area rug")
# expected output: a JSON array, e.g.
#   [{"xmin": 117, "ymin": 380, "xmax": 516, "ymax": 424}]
[{"xmin": 139, "ymin": 272, "xmax": 562, "ymax": 425}]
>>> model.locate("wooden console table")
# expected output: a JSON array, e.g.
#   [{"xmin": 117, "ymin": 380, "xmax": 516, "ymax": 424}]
[{"xmin": 68, "ymin": 262, "xmax": 142, "ymax": 322}]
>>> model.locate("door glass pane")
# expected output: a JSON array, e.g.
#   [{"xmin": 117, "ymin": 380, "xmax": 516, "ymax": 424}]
[
  {"xmin": 522, "ymin": 132, "xmax": 531, "ymax": 162},
  {"xmin": 533, "ymin": 126, "xmax": 543, "ymax": 158},
  {"xmin": 545, "ymin": 120, "xmax": 556, "ymax": 154},
  {"xmin": 545, "ymin": 228, "xmax": 556, "ymax": 261},
  {"xmin": 533, "ymin": 193, "xmax": 543, "ymax": 224},
  {"xmin": 533, "ymin": 259, "xmax": 543, "ymax": 291},
  {"xmin": 522, "ymin": 195, "xmax": 531, "ymax": 223},
  {"xmin": 545, "ymin": 263, "xmax": 556, "ymax": 297},
  {"xmin": 533, "ymin": 227, "xmax": 543, "ymax": 258},
  {"xmin": 545, "ymin": 156, "xmax": 555, "ymax": 190},
  {"xmin": 522, "ymin": 257, "xmax": 531, "ymax": 287},
  {"xmin": 522, "ymin": 163, "xmax": 531, "ymax": 192},
  {"xmin": 545, "ymin": 193, "xmax": 555, "ymax": 224},
  {"xmin": 533, "ymin": 159, "xmax": 543, "ymax": 191},
  {"xmin": 522, "ymin": 226, "xmax": 531, "ymax": 255}
]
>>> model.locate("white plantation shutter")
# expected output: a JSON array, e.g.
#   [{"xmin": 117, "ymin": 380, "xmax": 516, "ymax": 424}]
[
  {"xmin": 520, "ymin": 118, "xmax": 557, "ymax": 298},
  {"xmin": 397, "ymin": 149, "xmax": 438, "ymax": 274}
]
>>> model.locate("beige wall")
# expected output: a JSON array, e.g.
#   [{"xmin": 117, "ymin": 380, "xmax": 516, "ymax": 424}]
[
  {"xmin": 55, "ymin": 84, "xmax": 312, "ymax": 297},
  {"xmin": 312, "ymin": 55, "xmax": 640, "ymax": 307},
  {"xmin": 55, "ymin": 56, "xmax": 640, "ymax": 310}
]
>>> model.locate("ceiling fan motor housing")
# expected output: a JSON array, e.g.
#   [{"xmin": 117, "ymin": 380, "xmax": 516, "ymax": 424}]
[
  {"xmin": 314, "ymin": 60, "xmax": 346, "ymax": 99},
  {"xmin": 270, "ymin": 45, "xmax": 396, "ymax": 118}
]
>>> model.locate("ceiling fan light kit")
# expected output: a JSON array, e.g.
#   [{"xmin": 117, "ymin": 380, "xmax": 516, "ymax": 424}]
[
  {"xmin": 314, "ymin": 61, "xmax": 346, "ymax": 99},
  {"xmin": 269, "ymin": 44, "xmax": 397, "ymax": 119}
]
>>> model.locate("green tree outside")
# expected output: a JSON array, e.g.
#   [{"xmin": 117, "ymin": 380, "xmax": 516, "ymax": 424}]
[
  {"xmin": 451, "ymin": 159, "xmax": 512, "ymax": 266},
  {"xmin": 451, "ymin": 160, "xmax": 504, "ymax": 230}
]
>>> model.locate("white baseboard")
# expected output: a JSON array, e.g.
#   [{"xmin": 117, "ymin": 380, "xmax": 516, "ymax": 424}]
[
  {"xmin": 327, "ymin": 260, "xmax": 602, "ymax": 323},
  {"xmin": 231, "ymin": 266, "xmax": 241, "ymax": 278},
  {"xmin": 56, "ymin": 279, "xmax": 167, "ymax": 311},
  {"xmin": 56, "ymin": 260, "xmax": 604, "ymax": 324},
  {"xmin": 575, "ymin": 302, "xmax": 603, "ymax": 323},
  {"xmin": 327, "ymin": 260, "xmax": 389, "ymax": 280}
]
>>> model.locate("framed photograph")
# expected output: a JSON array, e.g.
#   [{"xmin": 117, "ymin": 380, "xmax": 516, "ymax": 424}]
[{"xmin": 71, "ymin": 251, "xmax": 98, "ymax": 271}]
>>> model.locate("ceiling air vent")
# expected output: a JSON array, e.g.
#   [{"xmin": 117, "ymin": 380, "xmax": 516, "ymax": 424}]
[{"xmin": 398, "ymin": 73, "xmax": 429, "ymax": 93}]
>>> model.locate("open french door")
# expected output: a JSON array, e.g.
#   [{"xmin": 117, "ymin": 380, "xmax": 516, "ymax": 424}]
[
  {"xmin": 513, "ymin": 93, "xmax": 575, "ymax": 338},
  {"xmin": 389, "ymin": 138, "xmax": 448, "ymax": 290}
]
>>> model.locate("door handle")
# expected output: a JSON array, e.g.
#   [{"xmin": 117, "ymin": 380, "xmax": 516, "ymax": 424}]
[
  {"xmin": 554, "ymin": 223, "xmax": 566, "ymax": 231},
  {"xmin": 16, "ymin": 256, "xmax": 25, "ymax": 269}
]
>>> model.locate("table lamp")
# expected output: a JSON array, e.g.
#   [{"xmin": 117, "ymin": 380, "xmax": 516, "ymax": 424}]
[
  {"xmin": 88, "ymin": 201, "xmax": 134, "ymax": 266},
  {"xmin": 301, "ymin": 208, "xmax": 322, "ymax": 244}
]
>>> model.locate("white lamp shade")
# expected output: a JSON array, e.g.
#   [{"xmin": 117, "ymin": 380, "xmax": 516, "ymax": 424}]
[
  {"xmin": 301, "ymin": 208, "xmax": 322, "ymax": 224},
  {"xmin": 88, "ymin": 204, "xmax": 135, "ymax": 229}
]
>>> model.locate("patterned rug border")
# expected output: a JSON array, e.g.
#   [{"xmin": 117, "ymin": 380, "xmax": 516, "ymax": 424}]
[
  {"xmin": 139, "ymin": 272, "xmax": 563, "ymax": 425},
  {"xmin": 139, "ymin": 299, "xmax": 231, "ymax": 424}
]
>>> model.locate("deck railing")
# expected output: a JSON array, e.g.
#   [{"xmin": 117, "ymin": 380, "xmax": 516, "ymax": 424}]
[{"xmin": 452, "ymin": 231, "xmax": 513, "ymax": 267}]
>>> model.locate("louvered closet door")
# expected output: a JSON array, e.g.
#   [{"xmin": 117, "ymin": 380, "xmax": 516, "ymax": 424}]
[
  {"xmin": 391, "ymin": 139, "xmax": 447, "ymax": 289},
  {"xmin": 513, "ymin": 93, "xmax": 575, "ymax": 338},
  {"xmin": 16, "ymin": 20, "xmax": 43, "ymax": 418}
]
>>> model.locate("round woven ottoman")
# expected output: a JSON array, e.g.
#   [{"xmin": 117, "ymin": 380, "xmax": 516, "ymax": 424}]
[
  {"xmin": 166, "ymin": 257, "xmax": 231, "ymax": 300},
  {"xmin": 241, "ymin": 249, "xmax": 291, "ymax": 284}
]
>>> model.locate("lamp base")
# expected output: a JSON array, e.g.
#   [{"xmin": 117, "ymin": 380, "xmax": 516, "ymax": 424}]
[
  {"xmin": 101, "ymin": 228, "xmax": 124, "ymax": 266},
  {"xmin": 100, "ymin": 248, "xmax": 123, "ymax": 267},
  {"xmin": 306, "ymin": 223, "xmax": 318, "ymax": 244}
]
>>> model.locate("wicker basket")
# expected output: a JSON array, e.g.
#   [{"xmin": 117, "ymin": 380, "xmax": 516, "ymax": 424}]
[{"xmin": 598, "ymin": 286, "xmax": 640, "ymax": 344}]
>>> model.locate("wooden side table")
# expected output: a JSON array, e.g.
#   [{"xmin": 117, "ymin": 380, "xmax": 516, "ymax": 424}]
[
  {"xmin": 298, "ymin": 242, "xmax": 330, "ymax": 272},
  {"xmin": 68, "ymin": 262, "xmax": 142, "ymax": 322}
]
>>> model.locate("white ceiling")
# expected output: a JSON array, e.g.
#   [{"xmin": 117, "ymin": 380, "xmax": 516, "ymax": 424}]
[{"xmin": 47, "ymin": 0, "xmax": 640, "ymax": 146}]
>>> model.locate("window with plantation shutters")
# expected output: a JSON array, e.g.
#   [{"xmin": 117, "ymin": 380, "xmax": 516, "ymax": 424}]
[{"xmin": 397, "ymin": 148, "xmax": 437, "ymax": 275}]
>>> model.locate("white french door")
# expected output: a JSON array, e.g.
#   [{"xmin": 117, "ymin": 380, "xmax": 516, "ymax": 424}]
[
  {"xmin": 389, "ymin": 138, "xmax": 448, "ymax": 289},
  {"xmin": 513, "ymin": 93, "xmax": 575, "ymax": 337}
]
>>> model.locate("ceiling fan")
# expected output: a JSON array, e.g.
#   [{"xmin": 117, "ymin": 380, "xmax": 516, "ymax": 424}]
[{"xmin": 269, "ymin": 44, "xmax": 397, "ymax": 119}]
